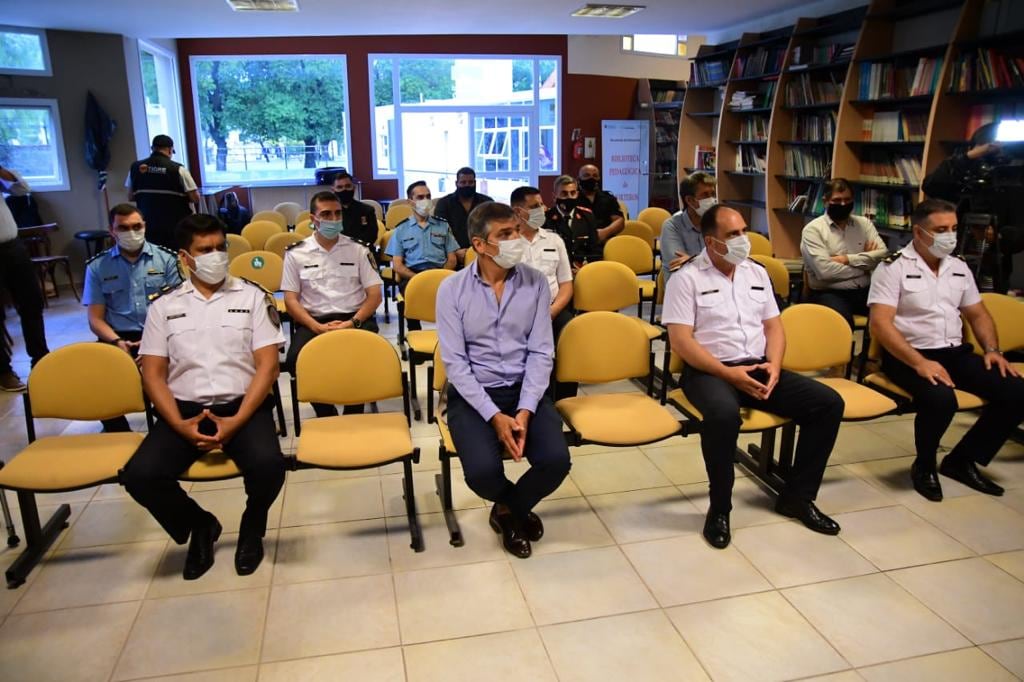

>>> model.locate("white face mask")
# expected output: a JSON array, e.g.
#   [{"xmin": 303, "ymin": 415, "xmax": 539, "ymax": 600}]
[
  {"xmin": 526, "ymin": 207, "xmax": 546, "ymax": 230},
  {"xmin": 413, "ymin": 198, "xmax": 434, "ymax": 217},
  {"xmin": 925, "ymin": 230, "xmax": 957, "ymax": 259},
  {"xmin": 188, "ymin": 250, "xmax": 230, "ymax": 284},
  {"xmin": 712, "ymin": 234, "xmax": 751, "ymax": 265},
  {"xmin": 114, "ymin": 228, "xmax": 145, "ymax": 252},
  {"xmin": 693, "ymin": 197, "xmax": 718, "ymax": 217},
  {"xmin": 488, "ymin": 238, "xmax": 526, "ymax": 269}
]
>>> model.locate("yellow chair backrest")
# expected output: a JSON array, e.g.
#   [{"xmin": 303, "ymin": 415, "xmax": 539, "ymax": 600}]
[
  {"xmin": 669, "ymin": 350, "xmax": 684, "ymax": 375},
  {"xmin": 273, "ymin": 202, "xmax": 303, "ymax": 226},
  {"xmin": 555, "ymin": 311, "xmax": 651, "ymax": 383},
  {"xmin": 379, "ymin": 230, "xmax": 394, "ymax": 263},
  {"xmin": 748, "ymin": 231, "xmax": 772, "ymax": 257},
  {"xmin": 621, "ymin": 220, "xmax": 655, "ymax": 249},
  {"xmin": 295, "ymin": 219, "xmax": 313, "ymax": 238},
  {"xmin": 363, "ymin": 198, "xmax": 384, "ymax": 221},
  {"xmin": 604, "ymin": 234, "xmax": 654, "ymax": 275},
  {"xmin": 751, "ymin": 254, "xmax": 789, "ymax": 299},
  {"xmin": 296, "ymin": 330, "xmax": 403, "ymax": 405},
  {"xmin": 296, "ymin": 210, "xmax": 311, "ymax": 224},
  {"xmin": 405, "ymin": 268, "xmax": 455, "ymax": 322},
  {"xmin": 979, "ymin": 292, "xmax": 1024, "ymax": 352},
  {"xmin": 241, "ymin": 220, "xmax": 285, "ymax": 250},
  {"xmin": 573, "ymin": 260, "xmax": 639, "ymax": 312},
  {"xmin": 375, "ymin": 220, "xmax": 387, "ymax": 246},
  {"xmin": 657, "ymin": 269, "xmax": 666, "ymax": 305},
  {"xmin": 251, "ymin": 210, "xmax": 287, "ymax": 229},
  {"xmin": 637, "ymin": 207, "xmax": 671, "ymax": 238},
  {"xmin": 229, "ymin": 250, "xmax": 284, "ymax": 291},
  {"xmin": 265, "ymin": 231, "xmax": 305, "ymax": 258},
  {"xmin": 780, "ymin": 304, "xmax": 852, "ymax": 371},
  {"xmin": 618, "ymin": 199, "xmax": 630, "ymax": 220},
  {"xmin": 386, "ymin": 203, "xmax": 414, "ymax": 230},
  {"xmin": 28, "ymin": 343, "xmax": 144, "ymax": 420},
  {"xmin": 464, "ymin": 247, "xmax": 477, "ymax": 266},
  {"xmin": 226, "ymin": 233, "xmax": 252, "ymax": 262},
  {"xmin": 432, "ymin": 343, "xmax": 447, "ymax": 392}
]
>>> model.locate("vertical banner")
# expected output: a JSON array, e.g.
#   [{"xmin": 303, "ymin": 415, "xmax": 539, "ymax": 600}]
[{"xmin": 601, "ymin": 120, "xmax": 649, "ymax": 219}]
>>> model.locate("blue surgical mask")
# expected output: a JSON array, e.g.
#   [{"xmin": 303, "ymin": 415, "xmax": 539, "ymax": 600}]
[{"xmin": 317, "ymin": 219, "xmax": 344, "ymax": 240}]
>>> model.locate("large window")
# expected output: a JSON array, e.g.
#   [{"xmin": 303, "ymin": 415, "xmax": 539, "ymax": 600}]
[
  {"xmin": 370, "ymin": 55, "xmax": 560, "ymax": 201},
  {"xmin": 190, "ymin": 54, "xmax": 351, "ymax": 185},
  {"xmin": 139, "ymin": 41, "xmax": 186, "ymax": 163},
  {"xmin": 0, "ymin": 26, "xmax": 51, "ymax": 76},
  {"xmin": 621, "ymin": 34, "xmax": 688, "ymax": 58},
  {"xmin": 0, "ymin": 98, "xmax": 69, "ymax": 191}
]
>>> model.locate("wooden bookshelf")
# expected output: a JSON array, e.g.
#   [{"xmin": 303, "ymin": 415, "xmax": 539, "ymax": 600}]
[
  {"xmin": 677, "ymin": 40, "xmax": 739, "ymax": 186},
  {"xmin": 636, "ymin": 79, "xmax": 687, "ymax": 211}
]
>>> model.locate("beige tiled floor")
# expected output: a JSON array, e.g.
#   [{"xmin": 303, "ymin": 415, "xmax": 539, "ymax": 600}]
[{"xmin": 0, "ymin": 296, "xmax": 1023, "ymax": 680}]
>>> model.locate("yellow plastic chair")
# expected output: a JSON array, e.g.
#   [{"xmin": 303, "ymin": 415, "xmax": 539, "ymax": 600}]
[
  {"xmin": 226, "ymin": 233, "xmax": 252, "ymax": 262},
  {"xmin": 618, "ymin": 199, "xmax": 630, "ymax": 221},
  {"xmin": 637, "ymin": 207, "xmax": 671, "ymax": 239},
  {"xmin": 363, "ymin": 198, "xmax": 384, "ymax": 221},
  {"xmin": 862, "ymin": 336, "xmax": 986, "ymax": 411},
  {"xmin": 573, "ymin": 261, "xmax": 664, "ymax": 342},
  {"xmin": 555, "ymin": 311, "xmax": 682, "ymax": 447},
  {"xmin": 463, "ymin": 247, "xmax": 477, "ymax": 267},
  {"xmin": 965, "ymin": 293, "xmax": 1024, "ymax": 363},
  {"xmin": 294, "ymin": 330, "xmax": 423, "ymax": 551},
  {"xmin": 241, "ymin": 219, "xmax": 285, "ymax": 251},
  {"xmin": 229, "ymin": 250, "xmax": 284, "ymax": 295},
  {"xmin": 265, "ymin": 231, "xmax": 305, "ymax": 259},
  {"xmin": 751, "ymin": 254, "xmax": 790, "ymax": 301},
  {"xmin": 273, "ymin": 202, "xmax": 303, "ymax": 226},
  {"xmin": 251, "ymin": 210, "xmax": 287, "ymax": 230},
  {"xmin": 295, "ymin": 209, "xmax": 311, "ymax": 225},
  {"xmin": 603, "ymin": 235, "xmax": 658, "ymax": 321},
  {"xmin": 0, "ymin": 343, "xmax": 146, "ymax": 587},
  {"xmin": 399, "ymin": 269, "xmax": 456, "ymax": 420},
  {"xmin": 377, "ymin": 230, "xmax": 396, "ymax": 323},
  {"xmin": 621, "ymin": 220, "xmax": 656, "ymax": 250},
  {"xmin": 386, "ymin": 203, "xmax": 414, "ymax": 230},
  {"xmin": 748, "ymin": 231, "xmax": 772, "ymax": 257},
  {"xmin": 295, "ymin": 219, "xmax": 313, "ymax": 238}
]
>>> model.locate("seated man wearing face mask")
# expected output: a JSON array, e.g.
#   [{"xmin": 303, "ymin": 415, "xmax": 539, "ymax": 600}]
[
  {"xmin": 801, "ymin": 178, "xmax": 888, "ymax": 328},
  {"xmin": 433, "ymin": 166, "xmax": 492, "ymax": 264},
  {"xmin": 331, "ymin": 171, "xmax": 378, "ymax": 247},
  {"xmin": 282, "ymin": 191, "xmax": 383, "ymax": 417},
  {"xmin": 385, "ymin": 180, "xmax": 459, "ymax": 331},
  {"xmin": 544, "ymin": 175, "xmax": 600, "ymax": 267},
  {"xmin": 82, "ymin": 203, "xmax": 182, "ymax": 432},
  {"xmin": 437, "ymin": 201, "xmax": 571, "ymax": 559},
  {"xmin": 664, "ymin": 205, "xmax": 845, "ymax": 550},
  {"xmin": 576, "ymin": 164, "xmax": 625, "ymax": 243},
  {"xmin": 661, "ymin": 172, "xmax": 717, "ymax": 281},
  {"xmin": 868, "ymin": 198, "xmax": 1024, "ymax": 502}
]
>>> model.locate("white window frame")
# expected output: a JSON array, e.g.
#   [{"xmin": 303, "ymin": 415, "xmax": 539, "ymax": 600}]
[
  {"xmin": 0, "ymin": 97, "xmax": 70, "ymax": 192},
  {"xmin": 138, "ymin": 40, "xmax": 187, "ymax": 164},
  {"xmin": 0, "ymin": 25, "xmax": 52, "ymax": 76},
  {"xmin": 367, "ymin": 54, "xmax": 562, "ymax": 182},
  {"xmin": 187, "ymin": 53, "xmax": 352, "ymax": 187},
  {"xmin": 621, "ymin": 34, "xmax": 688, "ymax": 59}
]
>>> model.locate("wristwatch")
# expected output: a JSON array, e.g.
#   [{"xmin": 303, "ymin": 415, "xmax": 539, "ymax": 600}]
[
  {"xmin": 985, "ymin": 346, "xmax": 1002, "ymax": 354},
  {"xmin": 351, "ymin": 317, "xmax": 363, "ymax": 329}
]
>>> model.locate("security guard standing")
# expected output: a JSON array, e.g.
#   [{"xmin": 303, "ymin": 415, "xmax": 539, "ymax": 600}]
[
  {"xmin": 331, "ymin": 171, "xmax": 378, "ymax": 247},
  {"xmin": 385, "ymin": 180, "xmax": 459, "ymax": 331},
  {"xmin": 127, "ymin": 135, "xmax": 200, "ymax": 250},
  {"xmin": 663, "ymin": 205, "xmax": 844, "ymax": 550},
  {"xmin": 122, "ymin": 213, "xmax": 286, "ymax": 581},
  {"xmin": 82, "ymin": 203, "xmax": 181, "ymax": 431},
  {"xmin": 282, "ymin": 191, "xmax": 383, "ymax": 416},
  {"xmin": 544, "ymin": 175, "xmax": 600, "ymax": 267},
  {"xmin": 576, "ymin": 164, "xmax": 625, "ymax": 242},
  {"xmin": 868, "ymin": 198, "xmax": 1024, "ymax": 502}
]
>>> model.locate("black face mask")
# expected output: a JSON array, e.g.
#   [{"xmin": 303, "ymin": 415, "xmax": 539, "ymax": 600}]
[
  {"xmin": 335, "ymin": 190, "xmax": 355, "ymax": 204},
  {"xmin": 579, "ymin": 178, "xmax": 599, "ymax": 193},
  {"xmin": 456, "ymin": 184, "xmax": 476, "ymax": 199},
  {"xmin": 826, "ymin": 202, "xmax": 854, "ymax": 222},
  {"xmin": 557, "ymin": 198, "xmax": 578, "ymax": 213}
]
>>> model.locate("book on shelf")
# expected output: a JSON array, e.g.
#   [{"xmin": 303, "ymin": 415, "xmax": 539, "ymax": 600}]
[
  {"xmin": 692, "ymin": 58, "xmax": 730, "ymax": 86},
  {"xmin": 740, "ymin": 116, "xmax": 769, "ymax": 141},
  {"xmin": 860, "ymin": 110, "xmax": 928, "ymax": 141},
  {"xmin": 792, "ymin": 111, "xmax": 837, "ymax": 141},
  {"xmin": 784, "ymin": 146, "xmax": 831, "ymax": 177},
  {"xmin": 736, "ymin": 145, "xmax": 767, "ymax": 173},
  {"xmin": 857, "ymin": 57, "xmax": 943, "ymax": 99},
  {"xmin": 785, "ymin": 72, "xmax": 843, "ymax": 106},
  {"xmin": 694, "ymin": 146, "xmax": 717, "ymax": 171},
  {"xmin": 732, "ymin": 46, "xmax": 786, "ymax": 78},
  {"xmin": 653, "ymin": 89, "xmax": 686, "ymax": 102},
  {"xmin": 858, "ymin": 150, "xmax": 922, "ymax": 185},
  {"xmin": 786, "ymin": 179, "xmax": 825, "ymax": 215},
  {"xmin": 790, "ymin": 43, "xmax": 854, "ymax": 69},
  {"xmin": 855, "ymin": 187, "xmax": 912, "ymax": 229},
  {"xmin": 949, "ymin": 49, "xmax": 1024, "ymax": 92},
  {"xmin": 965, "ymin": 102, "xmax": 1024, "ymax": 138},
  {"xmin": 729, "ymin": 81, "xmax": 776, "ymax": 110}
]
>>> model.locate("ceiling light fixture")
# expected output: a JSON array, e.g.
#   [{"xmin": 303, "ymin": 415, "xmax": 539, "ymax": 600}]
[
  {"xmin": 225, "ymin": 0, "xmax": 299, "ymax": 12},
  {"xmin": 571, "ymin": 4, "xmax": 646, "ymax": 19}
]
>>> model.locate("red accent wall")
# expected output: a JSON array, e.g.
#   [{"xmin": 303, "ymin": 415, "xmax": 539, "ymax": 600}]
[{"xmin": 176, "ymin": 35, "xmax": 637, "ymax": 201}]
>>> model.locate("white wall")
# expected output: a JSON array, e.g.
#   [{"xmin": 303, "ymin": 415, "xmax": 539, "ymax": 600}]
[{"xmin": 567, "ymin": 35, "xmax": 702, "ymax": 81}]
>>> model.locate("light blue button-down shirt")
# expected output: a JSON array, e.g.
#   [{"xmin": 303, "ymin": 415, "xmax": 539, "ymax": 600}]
[
  {"xmin": 385, "ymin": 216, "xmax": 459, "ymax": 269},
  {"xmin": 660, "ymin": 209, "xmax": 706, "ymax": 281},
  {"xmin": 436, "ymin": 261, "xmax": 554, "ymax": 422},
  {"xmin": 82, "ymin": 241, "xmax": 182, "ymax": 332}
]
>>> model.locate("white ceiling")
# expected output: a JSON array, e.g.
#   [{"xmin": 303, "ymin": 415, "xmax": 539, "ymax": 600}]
[{"xmin": 5, "ymin": 0, "xmax": 824, "ymax": 39}]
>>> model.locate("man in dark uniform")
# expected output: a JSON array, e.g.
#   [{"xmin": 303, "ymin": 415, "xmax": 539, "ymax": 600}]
[
  {"xmin": 217, "ymin": 192, "xmax": 250, "ymax": 233},
  {"xmin": 576, "ymin": 163, "xmax": 625, "ymax": 243},
  {"xmin": 433, "ymin": 166, "xmax": 493, "ymax": 264},
  {"xmin": 331, "ymin": 170, "xmax": 378, "ymax": 247},
  {"xmin": 127, "ymin": 135, "xmax": 200, "ymax": 250},
  {"xmin": 122, "ymin": 213, "xmax": 286, "ymax": 580},
  {"xmin": 544, "ymin": 175, "xmax": 600, "ymax": 267}
]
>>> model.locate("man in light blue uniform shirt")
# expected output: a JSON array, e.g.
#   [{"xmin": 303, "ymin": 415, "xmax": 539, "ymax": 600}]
[
  {"xmin": 437, "ymin": 201, "xmax": 571, "ymax": 559},
  {"xmin": 661, "ymin": 171, "xmax": 717, "ymax": 281},
  {"xmin": 83, "ymin": 203, "xmax": 181, "ymax": 431}
]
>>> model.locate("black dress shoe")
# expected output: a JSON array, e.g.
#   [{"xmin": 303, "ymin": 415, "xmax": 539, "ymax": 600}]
[
  {"xmin": 488, "ymin": 504, "xmax": 532, "ymax": 559},
  {"xmin": 702, "ymin": 509, "xmax": 731, "ymax": 549},
  {"xmin": 939, "ymin": 457, "xmax": 1005, "ymax": 496},
  {"xmin": 775, "ymin": 498, "xmax": 841, "ymax": 535},
  {"xmin": 523, "ymin": 512, "xmax": 544, "ymax": 542},
  {"xmin": 911, "ymin": 461, "xmax": 943, "ymax": 502},
  {"xmin": 234, "ymin": 534, "xmax": 264, "ymax": 576},
  {"xmin": 183, "ymin": 515, "xmax": 222, "ymax": 580}
]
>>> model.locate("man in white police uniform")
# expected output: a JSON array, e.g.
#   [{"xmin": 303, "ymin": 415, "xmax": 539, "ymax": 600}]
[
  {"xmin": 122, "ymin": 214, "xmax": 287, "ymax": 580},
  {"xmin": 282, "ymin": 191, "xmax": 383, "ymax": 416},
  {"xmin": 663, "ymin": 205, "xmax": 845, "ymax": 549},
  {"xmin": 868, "ymin": 198, "xmax": 1024, "ymax": 502}
]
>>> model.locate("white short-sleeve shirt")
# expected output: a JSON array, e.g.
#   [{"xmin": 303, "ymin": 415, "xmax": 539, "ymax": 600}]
[
  {"xmin": 519, "ymin": 228, "xmax": 572, "ymax": 304},
  {"xmin": 280, "ymin": 234, "xmax": 383, "ymax": 316}
]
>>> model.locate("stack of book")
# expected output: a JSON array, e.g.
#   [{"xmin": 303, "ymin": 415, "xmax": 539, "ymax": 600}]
[
  {"xmin": 857, "ymin": 57, "xmax": 943, "ymax": 99},
  {"xmin": 785, "ymin": 72, "xmax": 843, "ymax": 106},
  {"xmin": 855, "ymin": 187, "xmax": 912, "ymax": 228},
  {"xmin": 692, "ymin": 59, "xmax": 730, "ymax": 86},
  {"xmin": 693, "ymin": 146, "xmax": 717, "ymax": 171},
  {"xmin": 949, "ymin": 49, "xmax": 1024, "ymax": 92},
  {"xmin": 792, "ymin": 112, "xmax": 837, "ymax": 141},
  {"xmin": 736, "ymin": 146, "xmax": 767, "ymax": 173},
  {"xmin": 740, "ymin": 116, "xmax": 769, "ymax": 141},
  {"xmin": 730, "ymin": 82, "xmax": 776, "ymax": 110},
  {"xmin": 789, "ymin": 44, "xmax": 854, "ymax": 69},
  {"xmin": 733, "ymin": 46, "xmax": 786, "ymax": 78},
  {"xmin": 785, "ymin": 147, "xmax": 831, "ymax": 177},
  {"xmin": 859, "ymin": 150, "xmax": 922, "ymax": 185},
  {"xmin": 860, "ymin": 111, "xmax": 928, "ymax": 141}
]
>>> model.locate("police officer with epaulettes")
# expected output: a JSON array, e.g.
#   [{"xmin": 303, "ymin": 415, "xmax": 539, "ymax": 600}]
[
  {"xmin": 544, "ymin": 175, "xmax": 601, "ymax": 267},
  {"xmin": 127, "ymin": 135, "xmax": 200, "ymax": 250},
  {"xmin": 122, "ymin": 213, "xmax": 287, "ymax": 581},
  {"xmin": 663, "ymin": 205, "xmax": 845, "ymax": 550},
  {"xmin": 82, "ymin": 203, "xmax": 181, "ymax": 432},
  {"xmin": 331, "ymin": 170, "xmax": 379, "ymax": 247},
  {"xmin": 282, "ymin": 190, "xmax": 383, "ymax": 417},
  {"xmin": 868, "ymin": 198, "xmax": 1024, "ymax": 502}
]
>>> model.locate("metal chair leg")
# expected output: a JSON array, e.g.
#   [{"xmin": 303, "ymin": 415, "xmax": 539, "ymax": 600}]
[
  {"xmin": 403, "ymin": 458, "xmax": 424, "ymax": 552},
  {"xmin": 5, "ymin": 492, "xmax": 70, "ymax": 588},
  {"xmin": 434, "ymin": 448, "xmax": 464, "ymax": 547},
  {"xmin": 0, "ymin": 490, "xmax": 19, "ymax": 548}
]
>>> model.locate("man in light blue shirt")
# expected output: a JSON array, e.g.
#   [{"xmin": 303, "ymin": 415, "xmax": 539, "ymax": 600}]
[
  {"xmin": 437, "ymin": 202, "xmax": 571, "ymax": 559},
  {"xmin": 83, "ymin": 203, "xmax": 181, "ymax": 430},
  {"xmin": 661, "ymin": 172, "xmax": 717, "ymax": 281}
]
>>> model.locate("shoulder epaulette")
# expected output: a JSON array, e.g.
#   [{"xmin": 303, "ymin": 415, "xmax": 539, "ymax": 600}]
[
  {"xmin": 147, "ymin": 280, "xmax": 184, "ymax": 302},
  {"xmin": 575, "ymin": 206, "xmax": 593, "ymax": 215},
  {"xmin": 882, "ymin": 252, "xmax": 903, "ymax": 264},
  {"xmin": 680, "ymin": 256, "xmax": 699, "ymax": 268},
  {"xmin": 285, "ymin": 238, "xmax": 305, "ymax": 251},
  {"xmin": 240, "ymin": 277, "xmax": 273, "ymax": 295},
  {"xmin": 432, "ymin": 215, "xmax": 450, "ymax": 224},
  {"xmin": 85, "ymin": 248, "xmax": 112, "ymax": 266},
  {"xmin": 153, "ymin": 244, "xmax": 177, "ymax": 257},
  {"xmin": 748, "ymin": 257, "xmax": 767, "ymax": 269},
  {"xmin": 953, "ymin": 253, "xmax": 967, "ymax": 262}
]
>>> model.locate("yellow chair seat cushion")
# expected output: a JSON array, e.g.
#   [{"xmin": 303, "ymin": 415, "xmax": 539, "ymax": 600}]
[
  {"xmin": 438, "ymin": 417, "xmax": 512, "ymax": 459},
  {"xmin": 381, "ymin": 266, "xmax": 395, "ymax": 281},
  {"xmin": 407, "ymin": 329, "xmax": 438, "ymax": 356},
  {"xmin": 638, "ymin": 279, "xmax": 656, "ymax": 299},
  {"xmin": 556, "ymin": 392, "xmax": 680, "ymax": 445},
  {"xmin": 667, "ymin": 388, "xmax": 790, "ymax": 432},
  {"xmin": 633, "ymin": 318, "xmax": 664, "ymax": 341},
  {"xmin": 0, "ymin": 433, "xmax": 144, "ymax": 492},
  {"xmin": 864, "ymin": 372, "xmax": 987, "ymax": 410},
  {"xmin": 852, "ymin": 314, "xmax": 868, "ymax": 328},
  {"xmin": 297, "ymin": 413, "xmax": 414, "ymax": 468},
  {"xmin": 181, "ymin": 450, "xmax": 242, "ymax": 481},
  {"xmin": 814, "ymin": 378, "xmax": 897, "ymax": 420}
]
